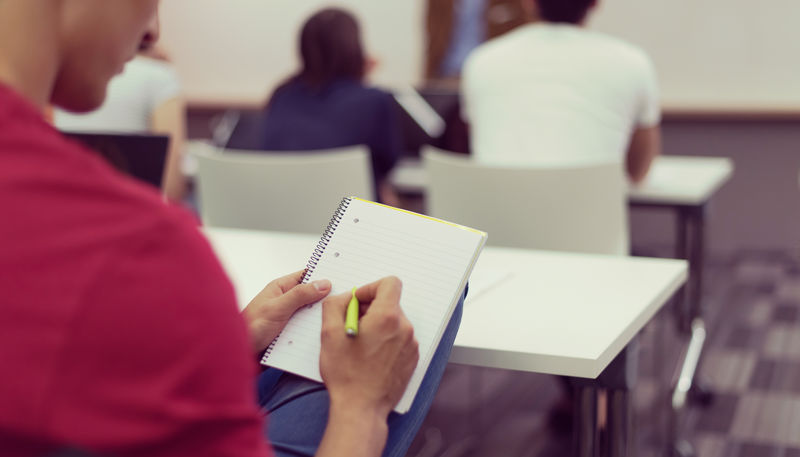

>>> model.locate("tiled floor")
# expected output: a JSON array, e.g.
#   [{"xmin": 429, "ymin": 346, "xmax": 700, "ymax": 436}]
[{"xmin": 405, "ymin": 249, "xmax": 800, "ymax": 456}]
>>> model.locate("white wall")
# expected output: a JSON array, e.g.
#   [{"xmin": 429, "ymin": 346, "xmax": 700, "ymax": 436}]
[
  {"xmin": 162, "ymin": 0, "xmax": 800, "ymax": 111},
  {"xmin": 159, "ymin": 0, "xmax": 425, "ymax": 105},
  {"xmin": 590, "ymin": 0, "xmax": 800, "ymax": 111}
]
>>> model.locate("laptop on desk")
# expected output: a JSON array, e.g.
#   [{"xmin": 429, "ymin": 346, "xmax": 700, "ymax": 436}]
[{"xmin": 63, "ymin": 132, "xmax": 170, "ymax": 190}]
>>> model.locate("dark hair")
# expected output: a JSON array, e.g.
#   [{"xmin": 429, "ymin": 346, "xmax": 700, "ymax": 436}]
[
  {"xmin": 536, "ymin": 0, "xmax": 595, "ymax": 24},
  {"xmin": 297, "ymin": 8, "xmax": 366, "ymax": 87}
]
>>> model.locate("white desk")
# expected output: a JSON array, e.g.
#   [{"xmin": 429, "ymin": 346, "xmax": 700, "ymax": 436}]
[
  {"xmin": 451, "ymin": 246, "xmax": 687, "ymax": 378},
  {"xmin": 204, "ymin": 227, "xmax": 687, "ymax": 456},
  {"xmin": 390, "ymin": 155, "xmax": 733, "ymax": 204},
  {"xmin": 624, "ymin": 156, "xmax": 733, "ymax": 323},
  {"xmin": 204, "ymin": 227, "xmax": 687, "ymax": 380},
  {"xmin": 628, "ymin": 156, "xmax": 733, "ymax": 206},
  {"xmin": 204, "ymin": 227, "xmax": 686, "ymax": 456}
]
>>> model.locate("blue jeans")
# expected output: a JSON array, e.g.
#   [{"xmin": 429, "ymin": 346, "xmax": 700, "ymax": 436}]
[{"xmin": 257, "ymin": 288, "xmax": 466, "ymax": 457}]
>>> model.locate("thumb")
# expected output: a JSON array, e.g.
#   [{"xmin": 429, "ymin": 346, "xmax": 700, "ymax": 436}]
[{"xmin": 273, "ymin": 279, "xmax": 331, "ymax": 312}]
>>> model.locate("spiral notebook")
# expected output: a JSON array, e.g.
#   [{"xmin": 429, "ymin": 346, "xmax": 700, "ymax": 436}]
[{"xmin": 260, "ymin": 197, "xmax": 487, "ymax": 413}]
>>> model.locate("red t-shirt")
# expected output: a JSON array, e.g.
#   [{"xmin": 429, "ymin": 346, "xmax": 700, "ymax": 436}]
[{"xmin": 0, "ymin": 84, "xmax": 273, "ymax": 457}]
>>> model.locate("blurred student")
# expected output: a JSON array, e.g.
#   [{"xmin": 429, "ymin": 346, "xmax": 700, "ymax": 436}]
[
  {"xmin": 55, "ymin": 46, "xmax": 188, "ymax": 202},
  {"xmin": 460, "ymin": 0, "xmax": 661, "ymax": 435},
  {"xmin": 0, "ymin": 1, "xmax": 461, "ymax": 457},
  {"xmin": 256, "ymin": 8, "xmax": 402, "ymax": 206},
  {"xmin": 461, "ymin": 0, "xmax": 661, "ymax": 183}
]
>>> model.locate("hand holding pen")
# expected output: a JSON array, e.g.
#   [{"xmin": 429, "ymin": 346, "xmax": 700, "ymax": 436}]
[{"xmin": 319, "ymin": 276, "xmax": 419, "ymax": 419}]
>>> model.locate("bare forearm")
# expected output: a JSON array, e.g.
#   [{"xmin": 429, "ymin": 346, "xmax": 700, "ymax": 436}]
[
  {"xmin": 626, "ymin": 125, "xmax": 661, "ymax": 184},
  {"xmin": 315, "ymin": 277, "xmax": 417, "ymax": 457},
  {"xmin": 162, "ymin": 135, "xmax": 186, "ymax": 201},
  {"xmin": 151, "ymin": 97, "xmax": 187, "ymax": 201},
  {"xmin": 316, "ymin": 401, "xmax": 388, "ymax": 457}
]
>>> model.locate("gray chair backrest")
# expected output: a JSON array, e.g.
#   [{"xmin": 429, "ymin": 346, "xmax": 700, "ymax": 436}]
[
  {"xmin": 193, "ymin": 145, "xmax": 373, "ymax": 234},
  {"xmin": 423, "ymin": 146, "xmax": 628, "ymax": 255}
]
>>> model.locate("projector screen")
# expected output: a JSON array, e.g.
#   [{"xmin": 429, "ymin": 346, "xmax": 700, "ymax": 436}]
[
  {"xmin": 160, "ymin": 0, "xmax": 800, "ymax": 113},
  {"xmin": 158, "ymin": 0, "xmax": 425, "ymax": 107}
]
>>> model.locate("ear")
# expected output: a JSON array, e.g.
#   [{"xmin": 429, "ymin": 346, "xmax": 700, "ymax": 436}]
[{"xmin": 138, "ymin": 11, "xmax": 160, "ymax": 51}]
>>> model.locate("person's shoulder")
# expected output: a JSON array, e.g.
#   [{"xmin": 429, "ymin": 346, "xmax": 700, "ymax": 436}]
[
  {"xmin": 87, "ymin": 173, "xmax": 214, "ymax": 273},
  {"xmin": 3, "ymin": 116, "xmax": 209, "ymax": 273},
  {"xmin": 268, "ymin": 77, "xmax": 306, "ymax": 102},
  {"xmin": 362, "ymin": 87, "xmax": 400, "ymax": 121},
  {"xmin": 75, "ymin": 183, "xmax": 237, "ymax": 325},
  {"xmin": 41, "ymin": 200, "xmax": 263, "ymax": 455},
  {"xmin": 463, "ymin": 26, "xmax": 528, "ymax": 77},
  {"xmin": 333, "ymin": 81, "xmax": 394, "ymax": 108},
  {"xmin": 1, "ymin": 109, "xmax": 239, "ymax": 337},
  {"xmin": 466, "ymin": 28, "xmax": 520, "ymax": 62},
  {"xmin": 116, "ymin": 203, "xmax": 235, "ymax": 311},
  {"xmin": 359, "ymin": 85, "xmax": 394, "ymax": 104},
  {"xmin": 81, "ymin": 196, "xmax": 245, "ymax": 374}
]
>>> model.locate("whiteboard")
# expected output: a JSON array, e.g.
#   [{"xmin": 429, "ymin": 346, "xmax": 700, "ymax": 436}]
[
  {"xmin": 158, "ymin": 0, "xmax": 425, "ymax": 106},
  {"xmin": 589, "ymin": 0, "xmax": 800, "ymax": 112}
]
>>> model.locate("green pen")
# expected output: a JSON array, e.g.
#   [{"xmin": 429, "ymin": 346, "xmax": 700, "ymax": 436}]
[{"xmin": 345, "ymin": 287, "xmax": 359, "ymax": 337}]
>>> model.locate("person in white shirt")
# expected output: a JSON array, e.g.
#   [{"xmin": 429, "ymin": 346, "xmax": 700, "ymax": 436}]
[
  {"xmin": 461, "ymin": 0, "xmax": 662, "ymax": 437},
  {"xmin": 461, "ymin": 0, "xmax": 661, "ymax": 183},
  {"xmin": 55, "ymin": 48, "xmax": 187, "ymax": 202}
]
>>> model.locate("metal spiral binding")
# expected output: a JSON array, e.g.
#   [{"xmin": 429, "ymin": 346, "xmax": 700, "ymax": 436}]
[
  {"xmin": 262, "ymin": 197, "xmax": 352, "ymax": 363},
  {"xmin": 301, "ymin": 196, "xmax": 352, "ymax": 284}
]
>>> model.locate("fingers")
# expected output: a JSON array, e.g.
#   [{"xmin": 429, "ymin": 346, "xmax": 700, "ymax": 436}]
[
  {"xmin": 354, "ymin": 276, "xmax": 402, "ymax": 311},
  {"xmin": 319, "ymin": 276, "xmax": 417, "ymax": 417},
  {"xmin": 321, "ymin": 276, "xmax": 404, "ymax": 333},
  {"xmin": 268, "ymin": 269, "xmax": 307, "ymax": 293},
  {"xmin": 271, "ymin": 277, "xmax": 331, "ymax": 311}
]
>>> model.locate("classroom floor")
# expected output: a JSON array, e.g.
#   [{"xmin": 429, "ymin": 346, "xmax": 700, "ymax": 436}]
[{"xmin": 405, "ymin": 248, "xmax": 800, "ymax": 457}]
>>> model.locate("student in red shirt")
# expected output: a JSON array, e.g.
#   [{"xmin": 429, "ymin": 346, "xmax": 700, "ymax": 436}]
[{"xmin": 0, "ymin": 1, "xmax": 462, "ymax": 456}]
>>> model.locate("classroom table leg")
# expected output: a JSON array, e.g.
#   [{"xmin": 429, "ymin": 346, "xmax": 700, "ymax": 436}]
[
  {"xmin": 627, "ymin": 203, "xmax": 713, "ymax": 456},
  {"xmin": 686, "ymin": 206, "xmax": 715, "ymax": 407},
  {"xmin": 606, "ymin": 389, "xmax": 631, "ymax": 457},
  {"xmin": 574, "ymin": 385, "xmax": 599, "ymax": 457},
  {"xmin": 664, "ymin": 204, "xmax": 712, "ymax": 456},
  {"xmin": 669, "ymin": 318, "xmax": 707, "ymax": 457},
  {"xmin": 674, "ymin": 209, "xmax": 690, "ymax": 331},
  {"xmin": 688, "ymin": 206, "xmax": 706, "ymax": 324}
]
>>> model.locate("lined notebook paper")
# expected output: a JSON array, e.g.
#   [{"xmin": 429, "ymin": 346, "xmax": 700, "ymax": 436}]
[{"xmin": 260, "ymin": 197, "xmax": 487, "ymax": 413}]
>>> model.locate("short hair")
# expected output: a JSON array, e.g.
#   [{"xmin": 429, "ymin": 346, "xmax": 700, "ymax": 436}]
[
  {"xmin": 297, "ymin": 8, "xmax": 366, "ymax": 87},
  {"xmin": 536, "ymin": 0, "xmax": 595, "ymax": 24}
]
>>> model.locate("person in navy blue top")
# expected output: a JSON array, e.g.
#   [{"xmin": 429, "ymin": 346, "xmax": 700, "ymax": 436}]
[{"xmin": 258, "ymin": 8, "xmax": 402, "ymax": 205}]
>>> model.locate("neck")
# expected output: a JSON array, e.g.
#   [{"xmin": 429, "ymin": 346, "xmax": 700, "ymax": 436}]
[{"xmin": 0, "ymin": 1, "xmax": 61, "ymax": 111}]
